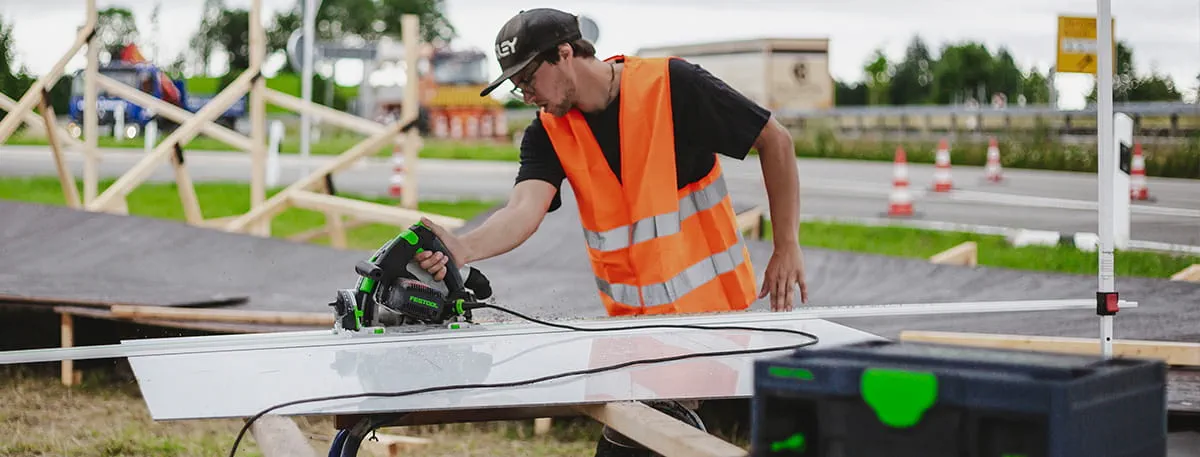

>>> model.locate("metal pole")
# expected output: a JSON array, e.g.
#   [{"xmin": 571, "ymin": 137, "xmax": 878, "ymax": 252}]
[
  {"xmin": 301, "ymin": 0, "xmax": 317, "ymax": 177},
  {"xmin": 1096, "ymin": 0, "xmax": 1116, "ymax": 359}
]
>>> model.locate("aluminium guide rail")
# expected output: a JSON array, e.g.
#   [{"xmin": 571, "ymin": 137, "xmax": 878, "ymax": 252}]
[{"xmin": 0, "ymin": 298, "xmax": 1134, "ymax": 365}]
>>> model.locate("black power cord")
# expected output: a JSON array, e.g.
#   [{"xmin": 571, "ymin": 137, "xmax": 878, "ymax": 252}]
[{"xmin": 226, "ymin": 303, "xmax": 821, "ymax": 457}]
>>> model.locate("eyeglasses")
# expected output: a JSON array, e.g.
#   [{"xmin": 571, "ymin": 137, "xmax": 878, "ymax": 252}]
[{"xmin": 509, "ymin": 60, "xmax": 542, "ymax": 98}]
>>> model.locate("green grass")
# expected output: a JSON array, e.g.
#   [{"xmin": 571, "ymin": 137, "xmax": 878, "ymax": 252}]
[
  {"xmin": 6, "ymin": 130, "xmax": 521, "ymax": 162},
  {"xmin": 768, "ymin": 220, "xmax": 1200, "ymax": 279},
  {"xmin": 0, "ymin": 365, "xmax": 606, "ymax": 457},
  {"xmin": 0, "ymin": 176, "xmax": 500, "ymax": 250}
]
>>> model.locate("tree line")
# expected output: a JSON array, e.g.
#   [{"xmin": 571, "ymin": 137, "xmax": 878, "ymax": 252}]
[{"xmin": 833, "ymin": 35, "xmax": 1189, "ymax": 107}]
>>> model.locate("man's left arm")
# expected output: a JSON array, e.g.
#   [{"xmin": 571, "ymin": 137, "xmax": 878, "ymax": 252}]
[
  {"xmin": 755, "ymin": 117, "xmax": 800, "ymax": 247},
  {"xmin": 670, "ymin": 59, "xmax": 808, "ymax": 311},
  {"xmin": 753, "ymin": 116, "xmax": 808, "ymax": 310}
]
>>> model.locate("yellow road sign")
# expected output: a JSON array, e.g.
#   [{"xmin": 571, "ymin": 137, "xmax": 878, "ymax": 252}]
[{"xmin": 1057, "ymin": 15, "xmax": 1116, "ymax": 74}]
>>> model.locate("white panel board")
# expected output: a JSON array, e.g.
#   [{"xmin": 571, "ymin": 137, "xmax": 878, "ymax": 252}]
[{"xmin": 127, "ymin": 316, "xmax": 880, "ymax": 421}]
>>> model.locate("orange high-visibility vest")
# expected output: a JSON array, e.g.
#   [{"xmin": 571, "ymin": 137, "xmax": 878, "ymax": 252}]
[{"xmin": 539, "ymin": 55, "xmax": 757, "ymax": 316}]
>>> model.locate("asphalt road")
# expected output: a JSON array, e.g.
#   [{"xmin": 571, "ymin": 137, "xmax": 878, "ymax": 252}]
[{"xmin": 1, "ymin": 144, "xmax": 1197, "ymax": 245}]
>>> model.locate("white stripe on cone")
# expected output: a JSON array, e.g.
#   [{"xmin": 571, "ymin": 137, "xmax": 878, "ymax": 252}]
[
  {"xmin": 985, "ymin": 136, "xmax": 1003, "ymax": 182},
  {"xmin": 1130, "ymin": 142, "xmax": 1149, "ymax": 200},
  {"xmin": 889, "ymin": 146, "xmax": 914, "ymax": 217},
  {"xmin": 933, "ymin": 138, "xmax": 952, "ymax": 192}
]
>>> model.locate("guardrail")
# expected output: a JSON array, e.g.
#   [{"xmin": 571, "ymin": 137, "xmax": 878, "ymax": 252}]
[{"xmin": 503, "ymin": 102, "xmax": 1200, "ymax": 139}]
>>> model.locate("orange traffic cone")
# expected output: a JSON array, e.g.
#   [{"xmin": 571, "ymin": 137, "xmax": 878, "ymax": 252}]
[
  {"xmin": 1130, "ymin": 142, "xmax": 1151, "ymax": 201},
  {"xmin": 389, "ymin": 144, "xmax": 405, "ymax": 198},
  {"xmin": 888, "ymin": 146, "xmax": 914, "ymax": 217},
  {"xmin": 985, "ymin": 136, "xmax": 1003, "ymax": 183},
  {"xmin": 933, "ymin": 138, "xmax": 953, "ymax": 192}
]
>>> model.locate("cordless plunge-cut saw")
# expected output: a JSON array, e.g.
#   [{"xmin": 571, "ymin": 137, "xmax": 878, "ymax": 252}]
[{"xmin": 330, "ymin": 221, "xmax": 493, "ymax": 335}]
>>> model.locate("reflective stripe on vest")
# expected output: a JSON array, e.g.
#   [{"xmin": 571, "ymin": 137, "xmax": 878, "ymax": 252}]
[
  {"xmin": 583, "ymin": 171, "xmax": 730, "ymax": 252},
  {"xmin": 596, "ymin": 237, "xmax": 747, "ymax": 307}
]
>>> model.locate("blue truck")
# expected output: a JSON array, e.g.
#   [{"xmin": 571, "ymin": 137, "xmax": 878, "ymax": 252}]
[{"xmin": 66, "ymin": 61, "xmax": 247, "ymax": 140}]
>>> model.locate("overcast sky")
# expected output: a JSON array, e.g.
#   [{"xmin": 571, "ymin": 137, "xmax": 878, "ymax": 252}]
[{"xmin": 2, "ymin": 0, "xmax": 1197, "ymax": 109}]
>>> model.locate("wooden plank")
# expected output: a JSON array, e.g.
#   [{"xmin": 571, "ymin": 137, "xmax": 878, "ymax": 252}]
[
  {"xmin": 248, "ymin": 415, "xmax": 319, "ymax": 457},
  {"xmin": 47, "ymin": 305, "xmax": 316, "ymax": 335},
  {"xmin": 109, "ymin": 304, "xmax": 333, "ymax": 326},
  {"xmin": 899, "ymin": 330, "xmax": 1200, "ymax": 366},
  {"xmin": 287, "ymin": 190, "xmax": 465, "ymax": 230},
  {"xmin": 575, "ymin": 402, "xmax": 748, "ymax": 457},
  {"xmin": 929, "ymin": 241, "xmax": 978, "ymax": 266},
  {"xmin": 1171, "ymin": 264, "xmax": 1200, "ymax": 282},
  {"xmin": 1168, "ymin": 369, "xmax": 1200, "ymax": 414}
]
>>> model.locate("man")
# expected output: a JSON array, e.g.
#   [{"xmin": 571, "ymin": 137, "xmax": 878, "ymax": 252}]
[
  {"xmin": 416, "ymin": 8, "xmax": 807, "ymax": 313},
  {"xmin": 413, "ymin": 8, "xmax": 807, "ymax": 454}
]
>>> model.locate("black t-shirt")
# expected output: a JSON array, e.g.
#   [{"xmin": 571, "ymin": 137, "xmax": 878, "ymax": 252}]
[{"xmin": 514, "ymin": 58, "xmax": 772, "ymax": 212}]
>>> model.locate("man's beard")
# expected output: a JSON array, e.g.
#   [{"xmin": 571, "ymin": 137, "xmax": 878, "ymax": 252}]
[{"xmin": 545, "ymin": 86, "xmax": 576, "ymax": 117}]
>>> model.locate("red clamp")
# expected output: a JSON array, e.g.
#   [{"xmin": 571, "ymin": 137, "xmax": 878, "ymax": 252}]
[{"xmin": 1096, "ymin": 292, "xmax": 1119, "ymax": 316}]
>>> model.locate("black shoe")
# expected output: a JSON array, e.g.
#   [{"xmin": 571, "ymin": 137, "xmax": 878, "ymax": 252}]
[{"xmin": 593, "ymin": 400, "xmax": 706, "ymax": 457}]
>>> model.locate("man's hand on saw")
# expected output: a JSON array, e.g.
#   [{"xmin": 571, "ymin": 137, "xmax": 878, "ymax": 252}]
[{"xmin": 415, "ymin": 217, "xmax": 471, "ymax": 282}]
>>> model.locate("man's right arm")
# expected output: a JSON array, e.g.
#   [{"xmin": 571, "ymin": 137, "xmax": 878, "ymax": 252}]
[
  {"xmin": 416, "ymin": 119, "xmax": 566, "ymax": 280},
  {"xmin": 456, "ymin": 179, "xmax": 557, "ymax": 263}
]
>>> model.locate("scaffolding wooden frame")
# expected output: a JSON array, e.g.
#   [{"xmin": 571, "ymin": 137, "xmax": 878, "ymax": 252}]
[{"xmin": 0, "ymin": 0, "xmax": 461, "ymax": 241}]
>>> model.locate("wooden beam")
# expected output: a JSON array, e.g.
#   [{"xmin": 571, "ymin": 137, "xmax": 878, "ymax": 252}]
[
  {"xmin": 319, "ymin": 179, "xmax": 348, "ymax": 249},
  {"xmin": 400, "ymin": 14, "xmax": 421, "ymax": 209},
  {"xmin": 38, "ymin": 93, "xmax": 82, "ymax": 209},
  {"xmin": 929, "ymin": 241, "xmax": 978, "ymax": 266},
  {"xmin": 94, "ymin": 74, "xmax": 252, "ymax": 151},
  {"xmin": 288, "ymin": 190, "xmax": 465, "ymax": 230},
  {"xmin": 899, "ymin": 330, "xmax": 1200, "ymax": 366},
  {"xmin": 735, "ymin": 206, "xmax": 764, "ymax": 240},
  {"xmin": 87, "ymin": 70, "xmax": 256, "ymax": 212},
  {"xmin": 109, "ymin": 305, "xmax": 333, "ymax": 326},
  {"xmin": 575, "ymin": 402, "xmax": 748, "ymax": 457},
  {"xmin": 1171, "ymin": 264, "xmax": 1200, "ymax": 282},
  {"xmin": 222, "ymin": 115, "xmax": 417, "ymax": 232},
  {"xmin": 248, "ymin": 415, "xmax": 319, "ymax": 457},
  {"xmin": 288, "ymin": 219, "xmax": 372, "ymax": 242},
  {"xmin": 249, "ymin": 0, "xmax": 269, "ymax": 237},
  {"xmin": 83, "ymin": 1, "xmax": 100, "ymax": 203},
  {"xmin": 168, "ymin": 145, "xmax": 205, "ymax": 225},
  {"xmin": 60, "ymin": 312, "xmax": 77, "ymax": 387},
  {"xmin": 0, "ymin": 92, "xmax": 84, "ymax": 150},
  {"xmin": 199, "ymin": 215, "xmax": 241, "ymax": 229},
  {"xmin": 360, "ymin": 433, "xmax": 433, "ymax": 457},
  {"xmin": 263, "ymin": 89, "xmax": 400, "ymax": 146}
]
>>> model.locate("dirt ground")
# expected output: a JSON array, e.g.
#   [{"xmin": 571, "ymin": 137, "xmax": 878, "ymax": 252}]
[{"xmin": 0, "ymin": 365, "xmax": 608, "ymax": 457}]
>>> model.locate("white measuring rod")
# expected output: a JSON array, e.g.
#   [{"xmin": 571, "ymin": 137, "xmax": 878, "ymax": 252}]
[{"xmin": 0, "ymin": 298, "xmax": 1133, "ymax": 365}]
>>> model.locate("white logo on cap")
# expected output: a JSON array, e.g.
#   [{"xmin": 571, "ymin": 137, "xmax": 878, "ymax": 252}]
[{"xmin": 496, "ymin": 37, "xmax": 518, "ymax": 58}]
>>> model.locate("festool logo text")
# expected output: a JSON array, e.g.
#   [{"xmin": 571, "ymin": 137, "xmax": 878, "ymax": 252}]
[{"xmin": 409, "ymin": 296, "xmax": 437, "ymax": 308}]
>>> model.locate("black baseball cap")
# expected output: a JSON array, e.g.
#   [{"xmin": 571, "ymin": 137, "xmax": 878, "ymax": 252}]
[{"xmin": 480, "ymin": 8, "xmax": 583, "ymax": 97}]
